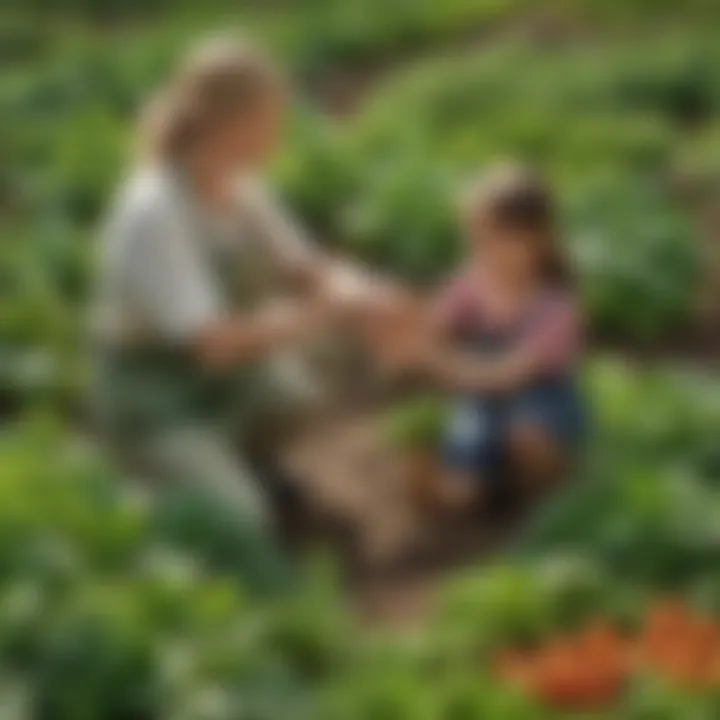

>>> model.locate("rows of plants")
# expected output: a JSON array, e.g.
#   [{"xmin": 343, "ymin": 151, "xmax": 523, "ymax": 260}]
[
  {"xmin": 0, "ymin": 358, "xmax": 718, "ymax": 718},
  {"xmin": 3, "ymin": 6, "xmax": 720, "ymax": 718},
  {"xmin": 324, "ymin": 358, "xmax": 720, "ymax": 718},
  {"xmin": 1, "ymin": 0, "xmax": 527, "ymax": 71},
  {"xmin": 4, "ymin": 28, "xmax": 720, "ymax": 417},
  {"xmin": 9, "ymin": 0, "xmax": 717, "ymax": 75},
  {"xmin": 4, "ymin": 0, "xmax": 718, "ymax": 73},
  {"xmin": 279, "ymin": 34, "xmax": 720, "ymax": 336},
  {"xmin": 0, "ymin": 416, "xmax": 346, "ymax": 718}
]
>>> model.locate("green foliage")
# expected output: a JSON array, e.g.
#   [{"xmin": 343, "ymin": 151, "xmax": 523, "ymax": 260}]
[
  {"xmin": 588, "ymin": 358, "xmax": 720, "ymax": 478},
  {"xmin": 261, "ymin": 0, "xmax": 525, "ymax": 79},
  {"xmin": 3, "ymin": 8, "xmax": 720, "ymax": 415},
  {"xmin": 519, "ymin": 359, "xmax": 720, "ymax": 589},
  {"xmin": 567, "ymin": 177, "xmax": 699, "ymax": 339},
  {"xmin": 381, "ymin": 358, "xmax": 720, "ymax": 594},
  {"xmin": 2, "ymin": 4, "xmax": 720, "ymax": 714},
  {"xmin": 379, "ymin": 396, "xmax": 447, "ymax": 450},
  {"xmin": 521, "ymin": 465, "xmax": 720, "ymax": 588},
  {"xmin": 0, "ymin": 419, "xmax": 352, "ymax": 718},
  {"xmin": 280, "ymin": 38, "xmax": 712, "ymax": 332},
  {"xmin": 1, "ymin": 368, "xmax": 720, "ymax": 715}
]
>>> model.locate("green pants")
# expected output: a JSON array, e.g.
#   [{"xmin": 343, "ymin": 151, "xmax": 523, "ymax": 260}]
[
  {"xmin": 130, "ymin": 425, "xmax": 270, "ymax": 524},
  {"xmin": 124, "ymin": 425, "xmax": 292, "ymax": 593},
  {"xmin": 95, "ymin": 345, "xmax": 330, "ymax": 592}
]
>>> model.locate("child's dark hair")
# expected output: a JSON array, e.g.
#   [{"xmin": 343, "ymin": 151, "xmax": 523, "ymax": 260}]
[{"xmin": 462, "ymin": 163, "xmax": 574, "ymax": 289}]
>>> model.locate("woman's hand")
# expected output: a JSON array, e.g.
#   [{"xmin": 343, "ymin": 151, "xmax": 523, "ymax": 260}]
[
  {"xmin": 384, "ymin": 322, "xmax": 436, "ymax": 371},
  {"xmin": 309, "ymin": 260, "xmax": 441, "ymax": 373},
  {"xmin": 359, "ymin": 293, "xmax": 434, "ymax": 371},
  {"xmin": 198, "ymin": 297, "xmax": 339, "ymax": 368},
  {"xmin": 319, "ymin": 263, "xmax": 406, "ymax": 322}
]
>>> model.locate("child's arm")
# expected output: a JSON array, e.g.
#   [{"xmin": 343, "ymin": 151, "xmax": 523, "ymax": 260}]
[
  {"xmin": 365, "ymin": 313, "xmax": 531, "ymax": 390},
  {"xmin": 362, "ymin": 282, "xmax": 471, "ymax": 374},
  {"xmin": 367, "ymin": 274, "xmax": 472, "ymax": 369},
  {"xmin": 362, "ymin": 282, "xmax": 580, "ymax": 392},
  {"xmin": 421, "ymin": 299, "xmax": 580, "ymax": 392},
  {"xmin": 422, "ymin": 344, "xmax": 541, "ymax": 392}
]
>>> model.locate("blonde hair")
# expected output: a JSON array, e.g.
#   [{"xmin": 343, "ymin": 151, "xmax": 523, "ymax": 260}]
[{"xmin": 139, "ymin": 35, "xmax": 283, "ymax": 161}]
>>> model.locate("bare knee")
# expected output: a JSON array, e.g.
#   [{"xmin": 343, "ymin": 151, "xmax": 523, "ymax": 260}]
[
  {"xmin": 507, "ymin": 423, "xmax": 567, "ymax": 491},
  {"xmin": 433, "ymin": 471, "xmax": 483, "ymax": 515}
]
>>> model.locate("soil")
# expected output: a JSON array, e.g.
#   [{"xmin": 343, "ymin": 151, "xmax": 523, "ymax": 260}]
[
  {"xmin": 9, "ymin": 10, "xmax": 720, "ymax": 627},
  {"xmin": 280, "ymin": 408, "xmax": 534, "ymax": 625}
]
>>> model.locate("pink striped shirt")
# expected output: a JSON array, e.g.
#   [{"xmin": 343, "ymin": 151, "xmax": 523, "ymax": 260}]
[{"xmin": 434, "ymin": 271, "xmax": 583, "ymax": 372}]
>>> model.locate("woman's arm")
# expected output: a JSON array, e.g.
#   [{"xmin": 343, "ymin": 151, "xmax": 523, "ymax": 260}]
[
  {"xmin": 195, "ymin": 297, "xmax": 335, "ymax": 368},
  {"xmin": 122, "ymin": 189, "xmax": 342, "ymax": 369},
  {"xmin": 240, "ymin": 180, "xmax": 400, "ymax": 312}
]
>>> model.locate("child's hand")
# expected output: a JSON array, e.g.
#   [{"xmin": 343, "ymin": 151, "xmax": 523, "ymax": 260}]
[
  {"xmin": 381, "ymin": 323, "xmax": 435, "ymax": 371},
  {"xmin": 360, "ymin": 295, "xmax": 433, "ymax": 371}
]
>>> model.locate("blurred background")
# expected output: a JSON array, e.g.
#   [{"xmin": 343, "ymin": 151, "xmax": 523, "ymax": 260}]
[{"xmin": 2, "ymin": 1, "xmax": 720, "ymax": 718}]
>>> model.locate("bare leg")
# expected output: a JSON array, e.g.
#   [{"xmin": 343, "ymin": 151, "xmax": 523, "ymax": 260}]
[
  {"xmin": 433, "ymin": 470, "xmax": 483, "ymax": 516},
  {"xmin": 507, "ymin": 422, "xmax": 567, "ymax": 497}
]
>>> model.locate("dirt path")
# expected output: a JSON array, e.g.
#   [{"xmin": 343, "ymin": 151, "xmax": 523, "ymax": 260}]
[{"xmin": 281, "ymin": 408, "xmax": 530, "ymax": 625}]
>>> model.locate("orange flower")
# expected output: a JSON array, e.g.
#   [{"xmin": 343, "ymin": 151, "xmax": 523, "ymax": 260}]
[
  {"xmin": 531, "ymin": 640, "xmax": 621, "ymax": 710},
  {"xmin": 493, "ymin": 605, "xmax": 720, "ymax": 710},
  {"xmin": 638, "ymin": 600, "xmax": 693, "ymax": 671},
  {"xmin": 492, "ymin": 649, "xmax": 535, "ymax": 687},
  {"xmin": 578, "ymin": 619, "xmax": 632, "ymax": 674},
  {"xmin": 643, "ymin": 600, "xmax": 691, "ymax": 638}
]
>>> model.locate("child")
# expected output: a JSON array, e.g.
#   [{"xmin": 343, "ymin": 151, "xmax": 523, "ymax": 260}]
[{"xmin": 379, "ymin": 163, "xmax": 586, "ymax": 514}]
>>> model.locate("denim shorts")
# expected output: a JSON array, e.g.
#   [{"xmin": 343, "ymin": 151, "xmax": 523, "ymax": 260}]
[{"xmin": 442, "ymin": 378, "xmax": 587, "ymax": 478}]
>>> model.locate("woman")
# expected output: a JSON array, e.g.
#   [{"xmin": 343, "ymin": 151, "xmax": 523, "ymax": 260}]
[{"xmin": 91, "ymin": 36, "xmax": 392, "ymax": 587}]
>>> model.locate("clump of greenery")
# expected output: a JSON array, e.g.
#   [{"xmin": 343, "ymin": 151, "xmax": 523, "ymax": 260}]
[
  {"xmin": 280, "ymin": 37, "xmax": 713, "ymax": 335},
  {"xmin": 4, "ymin": 15, "xmax": 720, "ymax": 414},
  {"xmin": 1, "ymin": 367, "xmax": 720, "ymax": 717},
  {"xmin": 0, "ymin": 418, "xmax": 356, "ymax": 718},
  {"xmin": 3, "ymin": 3, "xmax": 720, "ymax": 717},
  {"xmin": 378, "ymin": 395, "xmax": 447, "ymax": 450}
]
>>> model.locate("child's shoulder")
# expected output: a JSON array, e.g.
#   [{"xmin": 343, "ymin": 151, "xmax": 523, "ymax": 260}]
[
  {"xmin": 433, "ymin": 268, "xmax": 485, "ymax": 326},
  {"xmin": 441, "ymin": 267, "xmax": 485, "ymax": 298},
  {"xmin": 538, "ymin": 285, "xmax": 583, "ymax": 328},
  {"xmin": 437, "ymin": 269, "xmax": 484, "ymax": 309},
  {"xmin": 541, "ymin": 283, "xmax": 578, "ymax": 308}
]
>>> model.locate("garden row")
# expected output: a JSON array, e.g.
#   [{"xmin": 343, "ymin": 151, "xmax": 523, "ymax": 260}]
[
  {"xmin": 4, "ymin": 30, "xmax": 720, "ymax": 414},
  {"xmin": 279, "ymin": 35, "xmax": 720, "ymax": 335},
  {"xmin": 0, "ymin": 358, "xmax": 718, "ymax": 717},
  {"xmin": 3, "ymin": 0, "xmax": 716, "ymax": 72}
]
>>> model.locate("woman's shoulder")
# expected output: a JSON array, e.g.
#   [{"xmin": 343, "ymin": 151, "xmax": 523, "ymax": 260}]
[
  {"xmin": 100, "ymin": 166, "xmax": 192, "ymax": 259},
  {"xmin": 232, "ymin": 173, "xmax": 281, "ymax": 218},
  {"xmin": 116, "ymin": 165, "xmax": 185, "ymax": 216}
]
